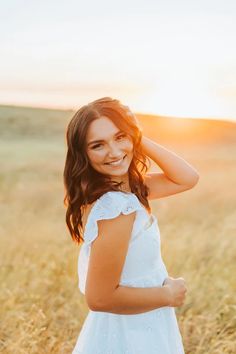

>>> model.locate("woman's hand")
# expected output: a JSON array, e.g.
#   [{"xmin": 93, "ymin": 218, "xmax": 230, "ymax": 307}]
[
  {"xmin": 162, "ymin": 276, "xmax": 187, "ymax": 307},
  {"xmin": 139, "ymin": 134, "xmax": 200, "ymax": 187}
]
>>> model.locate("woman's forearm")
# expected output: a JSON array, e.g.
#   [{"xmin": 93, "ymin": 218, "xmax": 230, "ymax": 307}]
[
  {"xmin": 90, "ymin": 285, "xmax": 171, "ymax": 315},
  {"xmin": 141, "ymin": 136, "xmax": 199, "ymax": 186}
]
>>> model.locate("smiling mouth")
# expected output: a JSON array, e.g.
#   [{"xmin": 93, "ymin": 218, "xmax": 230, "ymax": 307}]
[{"xmin": 104, "ymin": 155, "xmax": 126, "ymax": 166}]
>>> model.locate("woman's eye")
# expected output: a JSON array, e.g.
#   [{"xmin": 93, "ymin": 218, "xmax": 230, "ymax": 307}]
[
  {"xmin": 92, "ymin": 144, "xmax": 102, "ymax": 149},
  {"xmin": 91, "ymin": 134, "xmax": 126, "ymax": 149},
  {"xmin": 117, "ymin": 134, "xmax": 126, "ymax": 140}
]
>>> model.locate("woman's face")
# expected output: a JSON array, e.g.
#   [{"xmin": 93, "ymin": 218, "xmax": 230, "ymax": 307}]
[{"xmin": 85, "ymin": 116, "xmax": 134, "ymax": 181}]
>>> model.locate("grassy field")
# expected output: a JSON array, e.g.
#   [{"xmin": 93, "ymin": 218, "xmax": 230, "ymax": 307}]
[{"xmin": 0, "ymin": 105, "xmax": 235, "ymax": 353}]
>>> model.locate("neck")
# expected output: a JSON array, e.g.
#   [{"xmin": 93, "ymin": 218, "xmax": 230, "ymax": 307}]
[
  {"xmin": 119, "ymin": 183, "xmax": 131, "ymax": 193},
  {"xmin": 111, "ymin": 175, "xmax": 131, "ymax": 192}
]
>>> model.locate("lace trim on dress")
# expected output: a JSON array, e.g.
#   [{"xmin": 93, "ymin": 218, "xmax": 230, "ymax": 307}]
[{"xmin": 83, "ymin": 191, "xmax": 144, "ymax": 245}]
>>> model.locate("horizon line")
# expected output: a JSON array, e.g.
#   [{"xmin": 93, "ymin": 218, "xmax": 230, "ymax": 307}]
[{"xmin": 0, "ymin": 102, "xmax": 235, "ymax": 125}]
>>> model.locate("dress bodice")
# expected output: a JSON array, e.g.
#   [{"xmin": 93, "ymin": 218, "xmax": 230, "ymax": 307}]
[{"xmin": 77, "ymin": 191, "xmax": 168, "ymax": 295}]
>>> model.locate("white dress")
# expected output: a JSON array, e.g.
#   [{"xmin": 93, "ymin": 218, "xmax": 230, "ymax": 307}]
[{"xmin": 72, "ymin": 191, "xmax": 185, "ymax": 354}]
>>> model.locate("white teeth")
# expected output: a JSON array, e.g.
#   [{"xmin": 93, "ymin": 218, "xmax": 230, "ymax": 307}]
[{"xmin": 106, "ymin": 156, "xmax": 125, "ymax": 166}]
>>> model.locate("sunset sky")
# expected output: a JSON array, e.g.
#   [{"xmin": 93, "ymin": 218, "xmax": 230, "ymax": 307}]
[{"xmin": 1, "ymin": 0, "xmax": 236, "ymax": 121}]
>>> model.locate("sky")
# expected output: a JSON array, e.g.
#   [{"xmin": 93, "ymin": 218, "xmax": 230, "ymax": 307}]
[{"xmin": 0, "ymin": 0, "xmax": 236, "ymax": 121}]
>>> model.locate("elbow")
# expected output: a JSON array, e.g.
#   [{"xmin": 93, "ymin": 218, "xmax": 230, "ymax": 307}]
[
  {"xmin": 87, "ymin": 302, "xmax": 100, "ymax": 311},
  {"xmin": 192, "ymin": 172, "xmax": 200, "ymax": 186},
  {"xmin": 86, "ymin": 295, "xmax": 99, "ymax": 311},
  {"xmin": 187, "ymin": 172, "xmax": 200, "ymax": 188},
  {"xmin": 87, "ymin": 301, "xmax": 105, "ymax": 312},
  {"xmin": 86, "ymin": 291, "xmax": 117, "ymax": 312},
  {"xmin": 88, "ymin": 302, "xmax": 109, "ymax": 312},
  {"xmin": 85, "ymin": 285, "xmax": 118, "ymax": 312},
  {"xmin": 86, "ymin": 295, "xmax": 109, "ymax": 312}
]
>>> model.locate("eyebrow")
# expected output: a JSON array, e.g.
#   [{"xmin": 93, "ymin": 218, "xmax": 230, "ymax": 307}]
[{"xmin": 87, "ymin": 130, "xmax": 123, "ymax": 146}]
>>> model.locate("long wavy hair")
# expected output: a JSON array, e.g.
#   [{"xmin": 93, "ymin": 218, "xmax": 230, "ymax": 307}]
[{"xmin": 63, "ymin": 97, "xmax": 151, "ymax": 245}]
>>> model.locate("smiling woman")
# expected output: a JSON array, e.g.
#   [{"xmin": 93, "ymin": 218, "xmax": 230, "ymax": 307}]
[
  {"xmin": 63, "ymin": 96, "xmax": 197, "ymax": 354},
  {"xmin": 86, "ymin": 117, "xmax": 134, "ymax": 185},
  {"xmin": 63, "ymin": 97, "xmax": 151, "ymax": 244}
]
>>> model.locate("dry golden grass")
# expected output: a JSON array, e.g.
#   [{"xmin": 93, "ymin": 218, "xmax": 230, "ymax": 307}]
[{"xmin": 0, "ymin": 105, "xmax": 235, "ymax": 353}]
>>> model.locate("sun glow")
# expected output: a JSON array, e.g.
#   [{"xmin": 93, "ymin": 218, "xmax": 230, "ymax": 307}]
[
  {"xmin": 131, "ymin": 59, "xmax": 235, "ymax": 120},
  {"xmin": 140, "ymin": 85, "xmax": 224, "ymax": 119}
]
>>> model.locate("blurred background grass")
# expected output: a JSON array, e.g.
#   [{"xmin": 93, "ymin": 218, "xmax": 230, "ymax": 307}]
[{"xmin": 0, "ymin": 105, "xmax": 235, "ymax": 353}]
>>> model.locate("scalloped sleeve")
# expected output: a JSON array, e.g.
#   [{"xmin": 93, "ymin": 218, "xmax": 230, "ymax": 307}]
[{"xmin": 83, "ymin": 191, "xmax": 144, "ymax": 245}]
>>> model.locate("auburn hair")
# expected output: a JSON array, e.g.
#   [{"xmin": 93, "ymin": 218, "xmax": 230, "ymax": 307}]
[{"xmin": 63, "ymin": 97, "xmax": 151, "ymax": 245}]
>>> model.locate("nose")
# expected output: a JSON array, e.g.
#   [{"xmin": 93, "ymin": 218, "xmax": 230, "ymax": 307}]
[{"xmin": 107, "ymin": 142, "xmax": 122, "ymax": 158}]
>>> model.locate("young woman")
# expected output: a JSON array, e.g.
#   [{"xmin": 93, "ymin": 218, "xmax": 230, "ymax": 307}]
[{"xmin": 63, "ymin": 97, "xmax": 199, "ymax": 354}]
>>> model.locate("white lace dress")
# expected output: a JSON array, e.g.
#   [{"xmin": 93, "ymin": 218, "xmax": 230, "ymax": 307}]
[{"xmin": 72, "ymin": 191, "xmax": 185, "ymax": 354}]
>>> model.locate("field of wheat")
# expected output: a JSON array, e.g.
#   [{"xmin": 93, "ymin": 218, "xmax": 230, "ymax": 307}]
[{"xmin": 0, "ymin": 105, "xmax": 235, "ymax": 354}]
